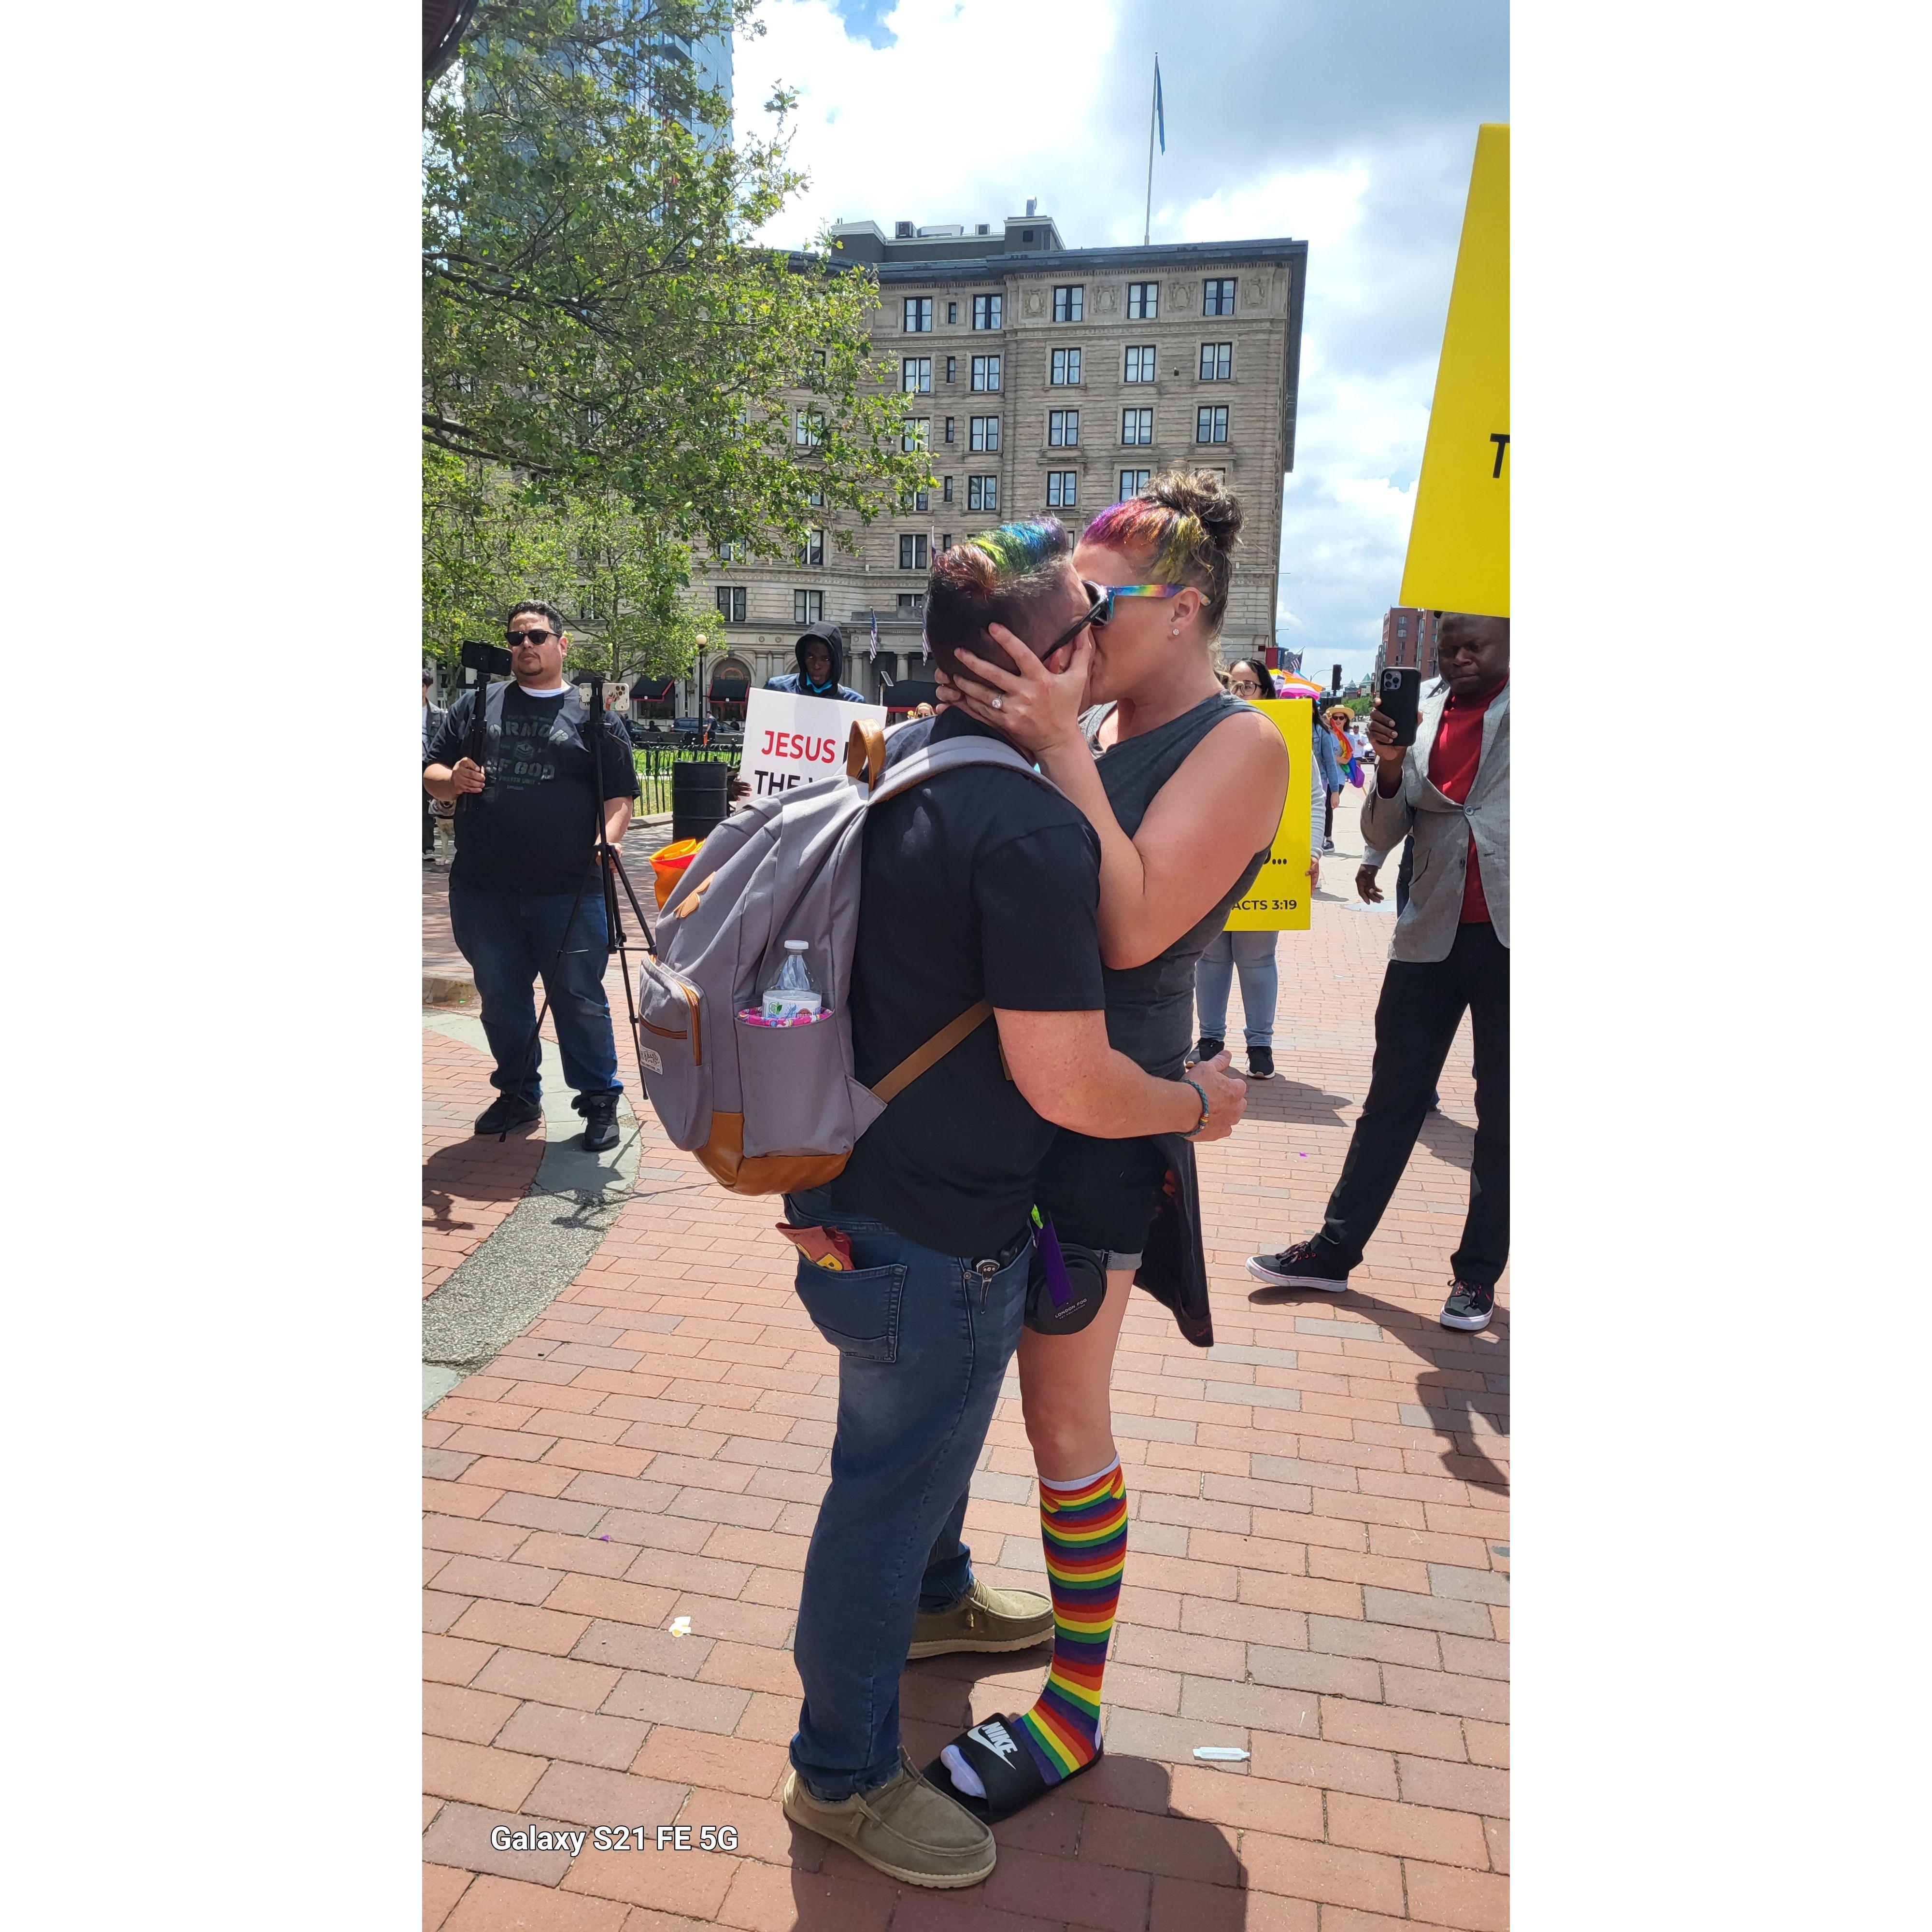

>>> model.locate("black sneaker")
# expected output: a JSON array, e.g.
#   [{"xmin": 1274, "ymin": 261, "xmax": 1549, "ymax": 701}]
[
  {"xmin": 1245, "ymin": 1238, "xmax": 1351, "ymax": 1293},
  {"xmin": 1247, "ymin": 1045, "xmax": 1275, "ymax": 1080},
  {"xmin": 1439, "ymin": 1280, "xmax": 1495, "ymax": 1331},
  {"xmin": 1191, "ymin": 1036, "xmax": 1225, "ymax": 1065},
  {"xmin": 474, "ymin": 1094, "xmax": 541, "ymax": 1136},
  {"xmin": 579, "ymin": 1095, "xmax": 621, "ymax": 1153}
]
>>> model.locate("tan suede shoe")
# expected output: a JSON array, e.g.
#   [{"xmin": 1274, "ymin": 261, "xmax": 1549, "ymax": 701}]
[
  {"xmin": 780, "ymin": 1748, "xmax": 995, "ymax": 1889},
  {"xmin": 907, "ymin": 1577, "xmax": 1054, "ymax": 1659}
]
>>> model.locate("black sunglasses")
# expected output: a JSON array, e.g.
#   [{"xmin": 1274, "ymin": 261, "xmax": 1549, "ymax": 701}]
[{"xmin": 506, "ymin": 627, "xmax": 554, "ymax": 645}]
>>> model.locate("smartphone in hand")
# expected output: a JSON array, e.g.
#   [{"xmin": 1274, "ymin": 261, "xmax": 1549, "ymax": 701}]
[{"xmin": 1378, "ymin": 666, "xmax": 1422, "ymax": 746}]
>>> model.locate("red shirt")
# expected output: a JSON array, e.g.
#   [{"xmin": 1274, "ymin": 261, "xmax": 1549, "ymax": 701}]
[{"xmin": 1426, "ymin": 678, "xmax": 1506, "ymax": 923}]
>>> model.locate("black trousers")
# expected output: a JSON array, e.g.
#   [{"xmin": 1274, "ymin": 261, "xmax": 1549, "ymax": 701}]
[{"xmin": 1318, "ymin": 920, "xmax": 1509, "ymax": 1287}]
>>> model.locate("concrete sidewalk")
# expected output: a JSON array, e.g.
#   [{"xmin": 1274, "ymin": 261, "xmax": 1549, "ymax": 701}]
[{"xmin": 422, "ymin": 787, "xmax": 1508, "ymax": 1932}]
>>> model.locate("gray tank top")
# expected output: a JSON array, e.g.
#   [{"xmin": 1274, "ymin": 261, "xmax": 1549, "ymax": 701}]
[{"xmin": 1082, "ymin": 692, "xmax": 1273, "ymax": 1079}]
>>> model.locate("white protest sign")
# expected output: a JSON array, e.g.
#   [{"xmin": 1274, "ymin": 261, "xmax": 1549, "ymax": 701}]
[{"xmin": 738, "ymin": 687, "xmax": 888, "ymax": 801}]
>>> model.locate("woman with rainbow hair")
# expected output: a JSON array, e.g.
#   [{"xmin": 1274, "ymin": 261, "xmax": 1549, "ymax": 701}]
[{"xmin": 923, "ymin": 470, "xmax": 1289, "ymax": 1822}]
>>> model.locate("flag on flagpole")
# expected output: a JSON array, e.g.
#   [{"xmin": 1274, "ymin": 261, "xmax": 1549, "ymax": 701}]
[
  {"xmin": 868, "ymin": 613, "xmax": 879, "ymax": 662},
  {"xmin": 1153, "ymin": 57, "xmax": 1165, "ymax": 154}
]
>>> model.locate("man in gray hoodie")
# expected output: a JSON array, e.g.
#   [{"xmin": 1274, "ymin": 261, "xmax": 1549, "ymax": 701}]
[{"xmin": 763, "ymin": 620, "xmax": 867, "ymax": 702}]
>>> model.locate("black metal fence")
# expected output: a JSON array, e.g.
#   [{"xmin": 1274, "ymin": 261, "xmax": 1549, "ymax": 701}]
[{"xmin": 631, "ymin": 737, "xmax": 742, "ymax": 816}]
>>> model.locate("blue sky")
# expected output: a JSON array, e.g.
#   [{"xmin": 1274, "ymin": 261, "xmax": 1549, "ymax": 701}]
[{"xmin": 736, "ymin": 0, "xmax": 1507, "ymax": 680}]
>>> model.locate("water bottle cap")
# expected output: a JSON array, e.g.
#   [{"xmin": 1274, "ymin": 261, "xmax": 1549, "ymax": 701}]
[{"xmin": 784, "ymin": 940, "xmax": 809, "ymax": 951}]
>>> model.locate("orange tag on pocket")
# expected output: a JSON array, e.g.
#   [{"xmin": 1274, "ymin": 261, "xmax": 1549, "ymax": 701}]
[{"xmin": 776, "ymin": 1223, "xmax": 854, "ymax": 1271}]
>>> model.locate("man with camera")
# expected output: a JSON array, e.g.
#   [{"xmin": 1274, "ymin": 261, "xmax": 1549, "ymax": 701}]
[
  {"xmin": 422, "ymin": 602, "xmax": 640, "ymax": 1152},
  {"xmin": 1249, "ymin": 612, "xmax": 1510, "ymax": 1332}
]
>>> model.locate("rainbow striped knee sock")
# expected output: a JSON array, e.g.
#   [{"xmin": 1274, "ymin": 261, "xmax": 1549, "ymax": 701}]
[{"xmin": 1013, "ymin": 1460, "xmax": 1127, "ymax": 1782}]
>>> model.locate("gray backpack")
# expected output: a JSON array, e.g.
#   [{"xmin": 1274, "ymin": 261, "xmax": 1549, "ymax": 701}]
[{"xmin": 636, "ymin": 722, "xmax": 1062, "ymax": 1195}]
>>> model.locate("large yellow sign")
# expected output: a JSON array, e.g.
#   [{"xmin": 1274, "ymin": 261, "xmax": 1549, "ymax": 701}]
[
  {"xmin": 1223, "ymin": 699, "xmax": 1314, "ymax": 932},
  {"xmin": 1400, "ymin": 123, "xmax": 1508, "ymax": 619}
]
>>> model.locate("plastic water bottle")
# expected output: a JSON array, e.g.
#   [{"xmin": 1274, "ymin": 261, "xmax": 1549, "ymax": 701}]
[{"xmin": 762, "ymin": 941, "xmax": 823, "ymax": 1022}]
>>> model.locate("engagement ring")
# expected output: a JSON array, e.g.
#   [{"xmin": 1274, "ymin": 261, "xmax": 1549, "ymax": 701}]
[{"xmin": 991, "ymin": 696, "xmax": 1003, "ymax": 711}]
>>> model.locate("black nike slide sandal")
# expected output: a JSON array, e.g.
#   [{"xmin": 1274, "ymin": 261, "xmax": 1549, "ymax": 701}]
[{"xmin": 921, "ymin": 1714, "xmax": 1103, "ymax": 1824}]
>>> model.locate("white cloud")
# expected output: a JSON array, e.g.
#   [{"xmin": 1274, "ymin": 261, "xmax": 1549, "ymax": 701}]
[{"xmin": 734, "ymin": 0, "xmax": 1497, "ymax": 681}]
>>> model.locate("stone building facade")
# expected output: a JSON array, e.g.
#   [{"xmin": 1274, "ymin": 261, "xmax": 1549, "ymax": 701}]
[{"xmin": 683, "ymin": 212, "xmax": 1307, "ymax": 710}]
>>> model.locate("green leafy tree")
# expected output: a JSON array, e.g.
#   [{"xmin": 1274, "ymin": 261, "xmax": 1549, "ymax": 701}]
[{"xmin": 423, "ymin": 0, "xmax": 929, "ymax": 568}]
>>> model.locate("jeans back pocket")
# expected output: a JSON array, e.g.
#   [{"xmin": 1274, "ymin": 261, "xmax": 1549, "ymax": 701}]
[{"xmin": 792, "ymin": 1254, "xmax": 906, "ymax": 1363}]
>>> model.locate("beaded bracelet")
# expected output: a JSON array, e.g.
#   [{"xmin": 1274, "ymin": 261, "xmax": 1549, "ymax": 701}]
[{"xmin": 1181, "ymin": 1076, "xmax": 1210, "ymax": 1140}]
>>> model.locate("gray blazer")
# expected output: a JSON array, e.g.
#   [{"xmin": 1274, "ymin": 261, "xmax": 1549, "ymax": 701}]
[{"xmin": 1359, "ymin": 683, "xmax": 1509, "ymax": 962}]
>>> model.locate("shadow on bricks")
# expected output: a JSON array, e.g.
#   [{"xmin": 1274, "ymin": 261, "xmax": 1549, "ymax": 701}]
[
  {"xmin": 1247, "ymin": 1282, "xmax": 1509, "ymax": 1495},
  {"xmin": 1232, "ymin": 1077, "xmax": 1354, "ymax": 1128},
  {"xmin": 421, "ymin": 1130, "xmax": 544, "ymax": 1233}
]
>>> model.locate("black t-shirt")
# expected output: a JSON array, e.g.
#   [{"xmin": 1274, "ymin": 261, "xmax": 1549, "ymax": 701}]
[
  {"xmin": 426, "ymin": 685, "xmax": 639, "ymax": 895},
  {"xmin": 829, "ymin": 710, "xmax": 1106, "ymax": 1257}
]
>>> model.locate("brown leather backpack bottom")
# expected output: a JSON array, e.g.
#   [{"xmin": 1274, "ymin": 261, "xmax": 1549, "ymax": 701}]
[{"xmin": 694, "ymin": 1113, "xmax": 852, "ymax": 1197}]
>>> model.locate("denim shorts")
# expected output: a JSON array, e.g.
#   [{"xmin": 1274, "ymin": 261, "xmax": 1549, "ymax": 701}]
[{"xmin": 1033, "ymin": 1129, "xmax": 1169, "ymax": 1270}]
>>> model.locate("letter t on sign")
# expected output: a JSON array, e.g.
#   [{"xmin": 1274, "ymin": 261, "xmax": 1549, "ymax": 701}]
[{"xmin": 1490, "ymin": 432, "xmax": 1509, "ymax": 480}]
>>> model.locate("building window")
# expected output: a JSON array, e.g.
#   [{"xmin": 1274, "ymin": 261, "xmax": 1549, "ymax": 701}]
[
  {"xmin": 1046, "ymin": 471, "xmax": 1078, "ymax": 508},
  {"xmin": 899, "ymin": 486, "xmax": 931, "ymax": 512},
  {"xmin": 1203, "ymin": 278, "xmax": 1236, "ymax": 316},
  {"xmin": 1121, "ymin": 407, "xmax": 1153, "ymax": 446},
  {"xmin": 967, "ymin": 475, "xmax": 998, "ymax": 511},
  {"xmin": 806, "ymin": 483, "xmax": 824, "ymax": 508},
  {"xmin": 1123, "ymin": 345, "xmax": 1156, "ymax": 384},
  {"xmin": 942, "ymin": 475, "xmax": 954, "ymax": 502},
  {"xmin": 715, "ymin": 586, "xmax": 747, "ymax": 623},
  {"xmin": 973, "ymin": 293, "xmax": 1003, "ymax": 330},
  {"xmin": 902, "ymin": 356, "xmax": 932, "ymax": 394},
  {"xmin": 1127, "ymin": 281, "xmax": 1158, "ymax": 320},
  {"xmin": 898, "ymin": 592, "xmax": 926, "ymax": 612},
  {"xmin": 797, "ymin": 527, "xmax": 824, "ymax": 567},
  {"xmin": 1117, "ymin": 469, "xmax": 1150, "ymax": 500},
  {"xmin": 946, "ymin": 302, "xmax": 958, "ymax": 325},
  {"xmin": 943, "ymin": 416, "xmax": 955, "ymax": 443},
  {"xmin": 1050, "ymin": 347, "xmax": 1081, "ymax": 386},
  {"xmin": 714, "ymin": 538, "xmax": 744, "ymax": 562},
  {"xmin": 1202, "ymin": 466, "xmax": 1227, "ymax": 485},
  {"xmin": 1199, "ymin": 341, "xmax": 1233, "ymax": 381},
  {"xmin": 1052, "ymin": 284, "xmax": 1084, "ymax": 323},
  {"xmin": 899, "ymin": 534, "xmax": 930, "ymax": 570},
  {"xmin": 904, "ymin": 296, "xmax": 933, "ymax": 332},
  {"xmin": 970, "ymin": 355, "xmax": 1002, "ymax": 391},
  {"xmin": 940, "ymin": 532, "xmax": 952, "ymax": 550},
  {"xmin": 1048, "ymin": 408, "xmax": 1079, "ymax": 447},
  {"xmin": 968, "ymin": 414, "xmax": 1000, "ymax": 453},
  {"xmin": 795, "ymin": 409, "xmax": 824, "ymax": 447},
  {"xmin": 793, "ymin": 589, "xmax": 824, "ymax": 625},
  {"xmin": 945, "ymin": 355, "xmax": 956, "ymax": 384},
  {"xmin": 1196, "ymin": 405, "xmax": 1229, "ymax": 443},
  {"xmin": 901, "ymin": 417, "xmax": 930, "ymax": 452}
]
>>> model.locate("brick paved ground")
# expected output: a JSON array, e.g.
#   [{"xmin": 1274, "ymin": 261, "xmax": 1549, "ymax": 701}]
[{"xmin": 423, "ymin": 790, "xmax": 1508, "ymax": 1931}]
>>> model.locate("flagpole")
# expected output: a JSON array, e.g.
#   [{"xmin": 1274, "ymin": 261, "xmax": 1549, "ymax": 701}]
[{"xmin": 1143, "ymin": 57, "xmax": 1157, "ymax": 245}]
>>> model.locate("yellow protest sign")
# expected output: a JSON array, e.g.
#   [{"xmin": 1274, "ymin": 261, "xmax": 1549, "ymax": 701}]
[
  {"xmin": 1400, "ymin": 123, "xmax": 1508, "ymax": 619},
  {"xmin": 1222, "ymin": 699, "xmax": 1314, "ymax": 932}
]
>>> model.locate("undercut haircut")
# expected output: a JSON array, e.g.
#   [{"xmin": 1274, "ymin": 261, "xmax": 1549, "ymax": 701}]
[{"xmin": 923, "ymin": 519, "xmax": 1073, "ymax": 678}]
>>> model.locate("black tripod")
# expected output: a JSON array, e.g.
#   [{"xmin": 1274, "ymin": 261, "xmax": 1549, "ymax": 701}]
[{"xmin": 493, "ymin": 671, "xmax": 658, "ymax": 1144}]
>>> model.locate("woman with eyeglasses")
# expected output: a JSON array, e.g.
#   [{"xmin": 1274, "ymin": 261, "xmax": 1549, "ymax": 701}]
[{"xmin": 925, "ymin": 471, "xmax": 1287, "ymax": 1822}]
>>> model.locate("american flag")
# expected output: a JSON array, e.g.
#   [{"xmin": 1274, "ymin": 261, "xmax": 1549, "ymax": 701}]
[{"xmin": 868, "ymin": 613, "xmax": 879, "ymax": 662}]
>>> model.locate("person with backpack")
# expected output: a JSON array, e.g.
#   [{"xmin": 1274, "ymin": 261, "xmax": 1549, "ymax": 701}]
[
  {"xmin": 737, "ymin": 521, "xmax": 1248, "ymax": 1890},
  {"xmin": 925, "ymin": 470, "xmax": 1288, "ymax": 1826}
]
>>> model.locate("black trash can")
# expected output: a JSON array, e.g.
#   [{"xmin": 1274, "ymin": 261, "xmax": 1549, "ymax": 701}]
[{"xmin": 670, "ymin": 759, "xmax": 730, "ymax": 845}]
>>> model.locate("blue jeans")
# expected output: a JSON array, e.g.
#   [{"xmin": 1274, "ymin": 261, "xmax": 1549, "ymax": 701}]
[
  {"xmin": 1195, "ymin": 928, "xmax": 1280, "ymax": 1049},
  {"xmin": 783, "ymin": 1186, "xmax": 1030, "ymax": 1800},
  {"xmin": 448, "ymin": 873, "xmax": 621, "ymax": 1105}
]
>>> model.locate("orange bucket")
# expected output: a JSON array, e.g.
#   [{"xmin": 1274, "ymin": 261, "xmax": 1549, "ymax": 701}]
[{"xmin": 650, "ymin": 837, "xmax": 704, "ymax": 909}]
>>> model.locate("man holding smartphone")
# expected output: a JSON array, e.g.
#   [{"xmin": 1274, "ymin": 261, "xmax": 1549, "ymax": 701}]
[{"xmin": 1247, "ymin": 613, "xmax": 1510, "ymax": 1332}]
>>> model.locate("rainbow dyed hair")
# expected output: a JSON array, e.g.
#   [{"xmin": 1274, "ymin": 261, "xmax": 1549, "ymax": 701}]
[
  {"xmin": 1083, "ymin": 470, "xmax": 1243, "ymax": 634},
  {"xmin": 924, "ymin": 518, "xmax": 1073, "ymax": 677}
]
